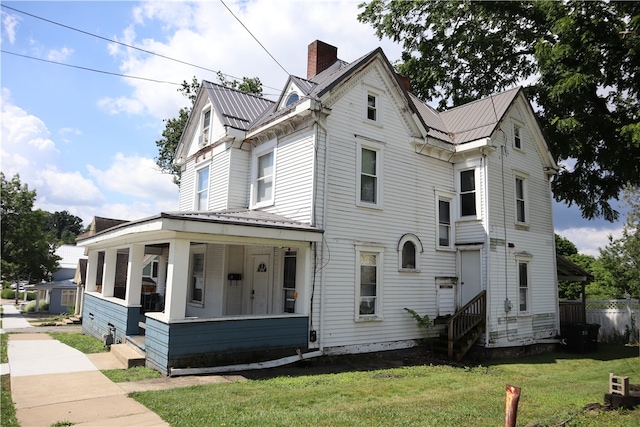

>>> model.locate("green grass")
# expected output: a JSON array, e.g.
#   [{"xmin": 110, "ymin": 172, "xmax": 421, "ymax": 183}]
[
  {"xmin": 102, "ymin": 366, "xmax": 162, "ymax": 383},
  {"xmin": 131, "ymin": 344, "xmax": 640, "ymax": 427},
  {"xmin": 48, "ymin": 332, "xmax": 108, "ymax": 354}
]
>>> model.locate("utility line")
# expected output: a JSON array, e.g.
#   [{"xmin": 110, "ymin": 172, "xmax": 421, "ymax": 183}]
[
  {"xmin": 0, "ymin": 3, "xmax": 282, "ymax": 92},
  {"xmin": 219, "ymin": 0, "xmax": 290, "ymax": 76},
  {"xmin": 2, "ymin": 50, "xmax": 181, "ymax": 85}
]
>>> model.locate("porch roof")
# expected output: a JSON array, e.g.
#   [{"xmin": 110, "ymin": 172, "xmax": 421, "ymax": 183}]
[{"xmin": 76, "ymin": 210, "xmax": 323, "ymax": 248}]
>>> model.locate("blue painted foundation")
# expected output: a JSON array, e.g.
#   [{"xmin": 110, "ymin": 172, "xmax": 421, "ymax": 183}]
[{"xmin": 82, "ymin": 293, "xmax": 141, "ymax": 343}]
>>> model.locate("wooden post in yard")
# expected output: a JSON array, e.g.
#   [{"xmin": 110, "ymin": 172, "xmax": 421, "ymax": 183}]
[{"xmin": 504, "ymin": 384, "xmax": 521, "ymax": 427}]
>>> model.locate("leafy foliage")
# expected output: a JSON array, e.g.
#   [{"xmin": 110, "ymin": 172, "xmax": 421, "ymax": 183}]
[
  {"xmin": 155, "ymin": 74, "xmax": 264, "ymax": 186},
  {"xmin": 358, "ymin": 0, "xmax": 640, "ymax": 221},
  {"xmin": 43, "ymin": 210, "xmax": 84, "ymax": 244},
  {"xmin": 0, "ymin": 173, "xmax": 60, "ymax": 283},
  {"xmin": 403, "ymin": 307, "xmax": 433, "ymax": 333},
  {"xmin": 598, "ymin": 186, "xmax": 640, "ymax": 297}
]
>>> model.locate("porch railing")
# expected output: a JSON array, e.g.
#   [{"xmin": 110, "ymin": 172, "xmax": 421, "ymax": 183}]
[{"xmin": 448, "ymin": 290, "xmax": 486, "ymax": 359}]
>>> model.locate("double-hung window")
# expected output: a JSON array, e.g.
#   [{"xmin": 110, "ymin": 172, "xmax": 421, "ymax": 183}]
[
  {"xmin": 190, "ymin": 247, "xmax": 206, "ymax": 305},
  {"xmin": 459, "ymin": 169, "xmax": 477, "ymax": 217},
  {"xmin": 367, "ymin": 93, "xmax": 378, "ymax": 121},
  {"xmin": 439, "ymin": 199, "xmax": 452, "ymax": 247},
  {"xmin": 513, "ymin": 124, "xmax": 522, "ymax": 149},
  {"xmin": 283, "ymin": 251, "xmax": 297, "ymax": 313},
  {"xmin": 355, "ymin": 245, "xmax": 383, "ymax": 320},
  {"xmin": 61, "ymin": 289, "xmax": 76, "ymax": 307},
  {"xmin": 518, "ymin": 261, "xmax": 529, "ymax": 312},
  {"xmin": 195, "ymin": 166, "xmax": 209, "ymax": 211},
  {"xmin": 357, "ymin": 141, "xmax": 383, "ymax": 208},
  {"xmin": 251, "ymin": 141, "xmax": 276, "ymax": 208},
  {"xmin": 515, "ymin": 176, "xmax": 527, "ymax": 224}
]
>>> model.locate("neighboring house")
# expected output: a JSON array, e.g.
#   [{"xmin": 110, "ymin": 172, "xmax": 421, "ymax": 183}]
[
  {"xmin": 34, "ymin": 245, "xmax": 87, "ymax": 314},
  {"xmin": 77, "ymin": 40, "xmax": 560, "ymax": 375}
]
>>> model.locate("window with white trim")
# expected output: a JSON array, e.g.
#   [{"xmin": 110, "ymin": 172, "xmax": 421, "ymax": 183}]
[
  {"xmin": 459, "ymin": 169, "xmax": 477, "ymax": 217},
  {"xmin": 61, "ymin": 289, "xmax": 76, "ymax": 307},
  {"xmin": 357, "ymin": 142, "xmax": 383, "ymax": 208},
  {"xmin": 189, "ymin": 247, "xmax": 206, "ymax": 305},
  {"xmin": 195, "ymin": 166, "xmax": 209, "ymax": 211},
  {"xmin": 355, "ymin": 245, "xmax": 383, "ymax": 319},
  {"xmin": 199, "ymin": 108, "xmax": 211, "ymax": 146},
  {"xmin": 513, "ymin": 124, "xmax": 522, "ymax": 149},
  {"xmin": 518, "ymin": 261, "xmax": 529, "ymax": 312},
  {"xmin": 251, "ymin": 141, "xmax": 276, "ymax": 208},
  {"xmin": 398, "ymin": 233, "xmax": 422, "ymax": 271},
  {"xmin": 438, "ymin": 198, "xmax": 452, "ymax": 248},
  {"xmin": 283, "ymin": 251, "xmax": 297, "ymax": 313},
  {"xmin": 515, "ymin": 176, "xmax": 527, "ymax": 224},
  {"xmin": 366, "ymin": 93, "xmax": 378, "ymax": 122}
]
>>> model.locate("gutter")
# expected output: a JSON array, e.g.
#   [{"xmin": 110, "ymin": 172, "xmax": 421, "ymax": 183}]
[{"xmin": 169, "ymin": 350, "xmax": 323, "ymax": 377}]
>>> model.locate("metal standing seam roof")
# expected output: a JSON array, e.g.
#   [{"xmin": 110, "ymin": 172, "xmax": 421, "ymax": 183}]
[
  {"xmin": 438, "ymin": 87, "xmax": 521, "ymax": 144},
  {"xmin": 203, "ymin": 81, "xmax": 275, "ymax": 131},
  {"xmin": 163, "ymin": 210, "xmax": 322, "ymax": 232}
]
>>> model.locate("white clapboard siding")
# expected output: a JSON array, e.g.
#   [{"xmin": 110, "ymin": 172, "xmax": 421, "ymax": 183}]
[
  {"xmin": 185, "ymin": 243, "xmax": 224, "ymax": 318},
  {"xmin": 484, "ymin": 100, "xmax": 558, "ymax": 346},
  {"xmin": 228, "ymin": 147, "xmax": 250, "ymax": 209},
  {"xmin": 178, "ymin": 160, "xmax": 196, "ymax": 211},
  {"xmin": 210, "ymin": 149, "xmax": 230, "ymax": 211},
  {"xmin": 257, "ymin": 130, "xmax": 315, "ymax": 223},
  {"xmin": 318, "ymin": 66, "xmax": 456, "ymax": 349}
]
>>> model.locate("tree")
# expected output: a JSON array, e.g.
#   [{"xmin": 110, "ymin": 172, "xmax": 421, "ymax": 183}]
[
  {"xmin": 1, "ymin": 173, "xmax": 60, "ymax": 283},
  {"xmin": 555, "ymin": 233, "xmax": 578, "ymax": 257},
  {"xmin": 598, "ymin": 186, "xmax": 640, "ymax": 297},
  {"xmin": 358, "ymin": 0, "xmax": 640, "ymax": 221},
  {"xmin": 155, "ymin": 74, "xmax": 264, "ymax": 185},
  {"xmin": 44, "ymin": 210, "xmax": 84, "ymax": 244}
]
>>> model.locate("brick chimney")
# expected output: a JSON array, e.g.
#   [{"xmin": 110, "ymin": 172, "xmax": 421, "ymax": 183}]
[
  {"xmin": 397, "ymin": 74, "xmax": 411, "ymax": 93},
  {"xmin": 307, "ymin": 40, "xmax": 338, "ymax": 79}
]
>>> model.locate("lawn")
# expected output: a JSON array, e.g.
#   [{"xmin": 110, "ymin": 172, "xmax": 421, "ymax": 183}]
[{"xmin": 131, "ymin": 344, "xmax": 640, "ymax": 427}]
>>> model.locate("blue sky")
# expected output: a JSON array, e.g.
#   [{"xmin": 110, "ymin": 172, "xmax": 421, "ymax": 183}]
[{"xmin": 1, "ymin": 0, "xmax": 625, "ymax": 256}]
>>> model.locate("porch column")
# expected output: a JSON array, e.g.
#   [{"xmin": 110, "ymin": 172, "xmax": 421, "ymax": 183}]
[
  {"xmin": 75, "ymin": 284, "xmax": 83, "ymax": 316},
  {"xmin": 85, "ymin": 250, "xmax": 99, "ymax": 292},
  {"xmin": 102, "ymin": 248, "xmax": 117, "ymax": 297},
  {"xmin": 164, "ymin": 239, "xmax": 190, "ymax": 320},
  {"xmin": 157, "ymin": 249, "xmax": 168, "ymax": 297},
  {"xmin": 125, "ymin": 244, "xmax": 145, "ymax": 306}
]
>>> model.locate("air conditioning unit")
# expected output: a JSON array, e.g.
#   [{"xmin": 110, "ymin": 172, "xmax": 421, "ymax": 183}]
[{"xmin": 198, "ymin": 133, "xmax": 209, "ymax": 147}]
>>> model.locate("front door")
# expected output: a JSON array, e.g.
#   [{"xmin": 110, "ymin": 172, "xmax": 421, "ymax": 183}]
[
  {"xmin": 251, "ymin": 254, "xmax": 270, "ymax": 314},
  {"xmin": 460, "ymin": 250, "xmax": 481, "ymax": 308}
]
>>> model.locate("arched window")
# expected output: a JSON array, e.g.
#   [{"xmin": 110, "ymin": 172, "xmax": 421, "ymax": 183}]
[
  {"xmin": 402, "ymin": 241, "xmax": 416, "ymax": 269},
  {"xmin": 285, "ymin": 93, "xmax": 299, "ymax": 107},
  {"xmin": 397, "ymin": 233, "xmax": 423, "ymax": 271}
]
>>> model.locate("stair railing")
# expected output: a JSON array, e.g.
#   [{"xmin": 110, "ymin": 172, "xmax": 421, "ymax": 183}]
[{"xmin": 448, "ymin": 290, "xmax": 486, "ymax": 359}]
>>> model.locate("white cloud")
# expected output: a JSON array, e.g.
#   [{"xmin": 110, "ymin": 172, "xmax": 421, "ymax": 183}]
[
  {"xmin": 86, "ymin": 152, "xmax": 177, "ymax": 201},
  {"xmin": 101, "ymin": 0, "xmax": 403, "ymax": 120},
  {"xmin": 1, "ymin": 11, "xmax": 20, "ymax": 44},
  {"xmin": 1, "ymin": 88, "xmax": 60, "ymax": 180},
  {"xmin": 47, "ymin": 46, "xmax": 74, "ymax": 62},
  {"xmin": 36, "ymin": 168, "xmax": 105, "ymax": 205},
  {"xmin": 556, "ymin": 226, "xmax": 624, "ymax": 257}
]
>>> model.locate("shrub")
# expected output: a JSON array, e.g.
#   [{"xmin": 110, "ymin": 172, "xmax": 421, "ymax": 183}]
[{"xmin": 23, "ymin": 300, "xmax": 49, "ymax": 313}]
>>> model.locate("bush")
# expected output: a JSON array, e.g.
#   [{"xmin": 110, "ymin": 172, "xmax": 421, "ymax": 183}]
[
  {"xmin": 1, "ymin": 289, "xmax": 37, "ymax": 300},
  {"xmin": 23, "ymin": 300, "xmax": 49, "ymax": 312}
]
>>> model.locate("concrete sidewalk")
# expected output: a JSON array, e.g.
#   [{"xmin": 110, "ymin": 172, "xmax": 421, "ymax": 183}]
[{"xmin": 3, "ymin": 304, "xmax": 169, "ymax": 427}]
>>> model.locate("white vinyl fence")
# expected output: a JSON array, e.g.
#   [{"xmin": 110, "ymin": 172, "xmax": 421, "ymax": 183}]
[{"xmin": 585, "ymin": 298, "xmax": 639, "ymax": 343}]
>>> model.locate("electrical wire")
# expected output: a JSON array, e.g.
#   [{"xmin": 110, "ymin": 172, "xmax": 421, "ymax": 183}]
[
  {"xmin": 219, "ymin": 0, "xmax": 290, "ymax": 77},
  {"xmin": 0, "ymin": 3, "xmax": 282, "ymax": 92},
  {"xmin": 1, "ymin": 50, "xmax": 182, "ymax": 85}
]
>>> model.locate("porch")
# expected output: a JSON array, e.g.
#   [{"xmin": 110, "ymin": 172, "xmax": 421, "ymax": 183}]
[{"xmin": 77, "ymin": 211, "xmax": 323, "ymax": 374}]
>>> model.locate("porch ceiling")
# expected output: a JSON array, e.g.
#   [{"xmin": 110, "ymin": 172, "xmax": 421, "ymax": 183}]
[{"xmin": 76, "ymin": 210, "xmax": 323, "ymax": 249}]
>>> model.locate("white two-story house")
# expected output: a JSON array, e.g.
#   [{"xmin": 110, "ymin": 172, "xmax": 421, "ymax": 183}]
[{"xmin": 78, "ymin": 40, "xmax": 560, "ymax": 375}]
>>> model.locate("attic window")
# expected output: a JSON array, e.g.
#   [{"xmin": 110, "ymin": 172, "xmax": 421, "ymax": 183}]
[{"xmin": 285, "ymin": 93, "xmax": 299, "ymax": 107}]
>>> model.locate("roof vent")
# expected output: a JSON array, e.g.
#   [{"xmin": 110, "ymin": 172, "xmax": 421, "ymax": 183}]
[{"xmin": 307, "ymin": 40, "xmax": 338, "ymax": 79}]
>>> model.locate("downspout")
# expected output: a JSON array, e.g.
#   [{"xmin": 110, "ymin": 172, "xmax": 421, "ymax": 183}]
[
  {"xmin": 481, "ymin": 147, "xmax": 491, "ymax": 348},
  {"xmin": 313, "ymin": 110, "xmax": 330, "ymax": 353}
]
